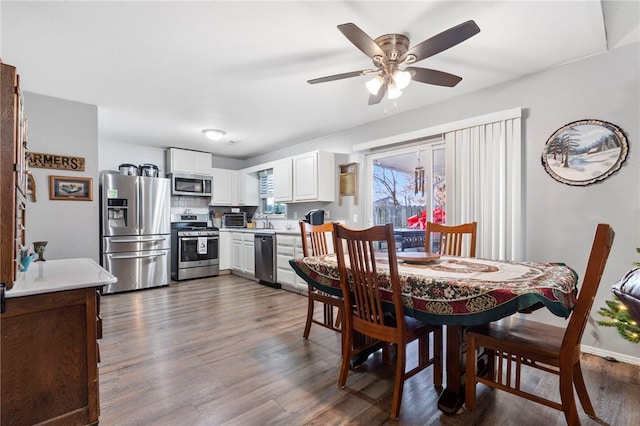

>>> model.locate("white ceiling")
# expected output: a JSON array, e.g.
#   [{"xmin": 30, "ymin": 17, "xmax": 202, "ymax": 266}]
[{"xmin": 1, "ymin": 1, "xmax": 638, "ymax": 160}]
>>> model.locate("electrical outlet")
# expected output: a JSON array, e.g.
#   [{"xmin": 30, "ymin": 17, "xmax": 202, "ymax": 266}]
[
  {"xmin": 353, "ymin": 214, "xmax": 358, "ymax": 222},
  {"xmin": 325, "ymin": 210, "xmax": 330, "ymax": 219},
  {"xmin": 293, "ymin": 211, "xmax": 297, "ymax": 219}
]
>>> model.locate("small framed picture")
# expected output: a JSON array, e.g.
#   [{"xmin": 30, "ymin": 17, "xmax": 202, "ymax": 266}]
[
  {"xmin": 49, "ymin": 175, "xmax": 93, "ymax": 201},
  {"xmin": 541, "ymin": 119, "xmax": 628, "ymax": 186}
]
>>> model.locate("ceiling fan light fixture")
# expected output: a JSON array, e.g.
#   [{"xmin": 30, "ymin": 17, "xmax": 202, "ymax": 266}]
[
  {"xmin": 202, "ymin": 129, "xmax": 226, "ymax": 141},
  {"xmin": 365, "ymin": 74, "xmax": 384, "ymax": 95},
  {"xmin": 387, "ymin": 82, "xmax": 403, "ymax": 100},
  {"xmin": 392, "ymin": 69, "xmax": 411, "ymax": 90}
]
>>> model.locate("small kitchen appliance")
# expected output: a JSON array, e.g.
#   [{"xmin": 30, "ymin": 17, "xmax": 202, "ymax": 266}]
[
  {"xmin": 118, "ymin": 163, "xmax": 139, "ymax": 176},
  {"xmin": 223, "ymin": 212, "xmax": 247, "ymax": 228},
  {"xmin": 305, "ymin": 209, "xmax": 325, "ymax": 225},
  {"xmin": 139, "ymin": 163, "xmax": 159, "ymax": 177}
]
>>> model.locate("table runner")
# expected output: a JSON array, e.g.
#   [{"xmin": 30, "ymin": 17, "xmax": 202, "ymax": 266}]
[{"xmin": 290, "ymin": 254, "xmax": 578, "ymax": 326}]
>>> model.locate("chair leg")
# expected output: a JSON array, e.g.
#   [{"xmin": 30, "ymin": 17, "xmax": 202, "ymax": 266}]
[
  {"xmin": 303, "ymin": 287, "xmax": 315, "ymax": 339},
  {"xmin": 559, "ymin": 364, "xmax": 580, "ymax": 426},
  {"xmin": 433, "ymin": 328, "xmax": 443, "ymax": 387},
  {"xmin": 464, "ymin": 334, "xmax": 478, "ymax": 410},
  {"xmin": 390, "ymin": 343, "xmax": 407, "ymax": 420},
  {"xmin": 338, "ymin": 323, "xmax": 352, "ymax": 388},
  {"xmin": 573, "ymin": 360, "xmax": 596, "ymax": 417}
]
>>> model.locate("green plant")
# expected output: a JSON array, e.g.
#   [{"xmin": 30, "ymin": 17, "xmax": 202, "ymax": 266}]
[{"xmin": 596, "ymin": 247, "xmax": 640, "ymax": 344}]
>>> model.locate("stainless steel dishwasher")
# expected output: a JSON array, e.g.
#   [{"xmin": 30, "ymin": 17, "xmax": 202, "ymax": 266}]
[{"xmin": 255, "ymin": 233, "xmax": 279, "ymax": 288}]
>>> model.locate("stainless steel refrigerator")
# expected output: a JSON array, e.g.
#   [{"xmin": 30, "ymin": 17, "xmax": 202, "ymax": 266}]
[{"xmin": 100, "ymin": 173, "xmax": 171, "ymax": 294}]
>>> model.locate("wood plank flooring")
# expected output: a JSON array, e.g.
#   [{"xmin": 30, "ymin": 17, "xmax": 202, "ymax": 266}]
[{"xmin": 98, "ymin": 274, "xmax": 640, "ymax": 425}]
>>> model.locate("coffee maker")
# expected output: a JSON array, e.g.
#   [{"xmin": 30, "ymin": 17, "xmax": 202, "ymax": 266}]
[{"xmin": 305, "ymin": 209, "xmax": 325, "ymax": 225}]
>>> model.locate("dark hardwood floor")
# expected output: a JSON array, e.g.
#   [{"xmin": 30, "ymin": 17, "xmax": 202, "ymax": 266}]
[{"xmin": 99, "ymin": 274, "xmax": 640, "ymax": 425}]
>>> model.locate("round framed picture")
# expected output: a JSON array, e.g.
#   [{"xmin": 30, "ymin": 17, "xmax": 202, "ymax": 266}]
[{"xmin": 541, "ymin": 119, "xmax": 628, "ymax": 186}]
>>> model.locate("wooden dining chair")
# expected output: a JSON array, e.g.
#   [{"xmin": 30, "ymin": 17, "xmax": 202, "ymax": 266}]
[
  {"xmin": 299, "ymin": 221, "xmax": 342, "ymax": 338},
  {"xmin": 425, "ymin": 221, "xmax": 477, "ymax": 257},
  {"xmin": 332, "ymin": 222, "xmax": 443, "ymax": 420},
  {"xmin": 465, "ymin": 223, "xmax": 615, "ymax": 425}
]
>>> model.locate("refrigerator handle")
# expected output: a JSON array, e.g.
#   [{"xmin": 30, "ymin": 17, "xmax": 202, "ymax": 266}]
[
  {"xmin": 137, "ymin": 180, "xmax": 142, "ymax": 234},
  {"xmin": 108, "ymin": 253, "xmax": 167, "ymax": 260},
  {"xmin": 109, "ymin": 237, "xmax": 168, "ymax": 243}
]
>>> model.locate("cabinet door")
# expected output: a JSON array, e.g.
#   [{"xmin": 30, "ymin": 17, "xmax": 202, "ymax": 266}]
[
  {"xmin": 237, "ymin": 171, "xmax": 259, "ymax": 206},
  {"xmin": 193, "ymin": 151, "xmax": 212, "ymax": 175},
  {"xmin": 293, "ymin": 152, "xmax": 318, "ymax": 201},
  {"xmin": 273, "ymin": 158, "xmax": 292, "ymax": 202},
  {"xmin": 243, "ymin": 238, "xmax": 255, "ymax": 274},
  {"xmin": 167, "ymin": 148, "xmax": 193, "ymax": 173},
  {"xmin": 231, "ymin": 235, "xmax": 243, "ymax": 271},
  {"xmin": 219, "ymin": 232, "xmax": 231, "ymax": 270},
  {"xmin": 210, "ymin": 168, "xmax": 235, "ymax": 205}
]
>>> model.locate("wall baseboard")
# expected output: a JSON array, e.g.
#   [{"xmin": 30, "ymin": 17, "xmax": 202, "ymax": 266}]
[{"xmin": 582, "ymin": 344, "xmax": 640, "ymax": 366}]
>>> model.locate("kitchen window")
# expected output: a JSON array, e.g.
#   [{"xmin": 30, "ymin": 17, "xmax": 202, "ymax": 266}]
[{"xmin": 258, "ymin": 169, "xmax": 286, "ymax": 216}]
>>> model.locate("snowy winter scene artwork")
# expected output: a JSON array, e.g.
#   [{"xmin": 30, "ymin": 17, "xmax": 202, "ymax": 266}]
[{"xmin": 541, "ymin": 119, "xmax": 628, "ymax": 186}]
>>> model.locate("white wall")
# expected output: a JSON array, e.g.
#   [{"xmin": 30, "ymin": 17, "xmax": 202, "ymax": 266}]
[
  {"xmin": 98, "ymin": 140, "xmax": 167, "ymax": 176},
  {"xmin": 24, "ymin": 92, "xmax": 99, "ymax": 262}
]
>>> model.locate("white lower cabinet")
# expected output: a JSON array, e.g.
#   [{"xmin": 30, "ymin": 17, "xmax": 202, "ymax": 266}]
[
  {"xmin": 243, "ymin": 233, "xmax": 255, "ymax": 275},
  {"xmin": 276, "ymin": 234, "xmax": 307, "ymax": 294},
  {"xmin": 230, "ymin": 232, "xmax": 255, "ymax": 277},
  {"xmin": 219, "ymin": 231, "xmax": 231, "ymax": 270}
]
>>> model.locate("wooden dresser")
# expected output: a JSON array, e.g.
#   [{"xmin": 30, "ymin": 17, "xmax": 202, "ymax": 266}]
[
  {"xmin": 1, "ymin": 61, "xmax": 29, "ymax": 289},
  {"xmin": 1, "ymin": 258, "xmax": 117, "ymax": 425}
]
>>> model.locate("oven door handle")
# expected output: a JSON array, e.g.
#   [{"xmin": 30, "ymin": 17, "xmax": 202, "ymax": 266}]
[
  {"xmin": 180, "ymin": 237, "xmax": 219, "ymax": 241},
  {"xmin": 109, "ymin": 238, "xmax": 167, "ymax": 243},
  {"xmin": 108, "ymin": 252, "xmax": 167, "ymax": 260}
]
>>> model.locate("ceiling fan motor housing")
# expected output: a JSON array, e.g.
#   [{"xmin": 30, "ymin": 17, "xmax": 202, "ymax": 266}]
[{"xmin": 373, "ymin": 33, "xmax": 411, "ymax": 69}]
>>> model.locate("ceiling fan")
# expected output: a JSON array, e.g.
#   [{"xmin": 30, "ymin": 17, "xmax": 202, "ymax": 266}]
[{"xmin": 308, "ymin": 20, "xmax": 480, "ymax": 105}]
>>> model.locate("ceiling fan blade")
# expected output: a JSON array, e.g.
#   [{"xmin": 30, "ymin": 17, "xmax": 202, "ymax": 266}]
[
  {"xmin": 406, "ymin": 67, "xmax": 463, "ymax": 87},
  {"xmin": 338, "ymin": 23, "xmax": 387, "ymax": 60},
  {"xmin": 307, "ymin": 69, "xmax": 374, "ymax": 84},
  {"xmin": 401, "ymin": 20, "xmax": 480, "ymax": 63},
  {"xmin": 368, "ymin": 83, "xmax": 387, "ymax": 105}
]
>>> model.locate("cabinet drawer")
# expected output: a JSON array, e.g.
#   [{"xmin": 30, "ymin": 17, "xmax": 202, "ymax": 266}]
[
  {"xmin": 277, "ymin": 268, "xmax": 294, "ymax": 285},
  {"xmin": 277, "ymin": 253, "xmax": 293, "ymax": 269},
  {"xmin": 277, "ymin": 235, "xmax": 295, "ymax": 246},
  {"xmin": 277, "ymin": 245, "xmax": 294, "ymax": 257}
]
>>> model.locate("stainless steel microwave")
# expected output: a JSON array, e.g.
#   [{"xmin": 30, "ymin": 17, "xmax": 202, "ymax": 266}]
[{"xmin": 169, "ymin": 173, "xmax": 212, "ymax": 197}]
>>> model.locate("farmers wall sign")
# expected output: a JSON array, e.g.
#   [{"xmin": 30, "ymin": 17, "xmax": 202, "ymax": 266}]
[
  {"xmin": 28, "ymin": 152, "xmax": 85, "ymax": 171},
  {"xmin": 541, "ymin": 119, "xmax": 628, "ymax": 186}
]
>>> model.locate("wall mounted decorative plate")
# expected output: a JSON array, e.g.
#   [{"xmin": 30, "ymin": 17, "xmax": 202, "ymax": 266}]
[{"xmin": 541, "ymin": 119, "xmax": 628, "ymax": 186}]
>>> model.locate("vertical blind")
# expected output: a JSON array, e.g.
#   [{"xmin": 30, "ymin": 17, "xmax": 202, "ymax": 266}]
[
  {"xmin": 258, "ymin": 169, "xmax": 274, "ymax": 198},
  {"xmin": 445, "ymin": 113, "xmax": 523, "ymax": 261}
]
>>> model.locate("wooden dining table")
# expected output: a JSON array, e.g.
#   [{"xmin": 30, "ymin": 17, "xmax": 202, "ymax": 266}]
[{"xmin": 289, "ymin": 253, "xmax": 579, "ymax": 414}]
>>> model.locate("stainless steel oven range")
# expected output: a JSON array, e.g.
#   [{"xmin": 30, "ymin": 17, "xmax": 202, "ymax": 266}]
[{"xmin": 170, "ymin": 213, "xmax": 219, "ymax": 281}]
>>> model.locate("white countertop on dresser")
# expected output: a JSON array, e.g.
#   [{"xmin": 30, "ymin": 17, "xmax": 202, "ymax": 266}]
[{"xmin": 6, "ymin": 258, "xmax": 117, "ymax": 298}]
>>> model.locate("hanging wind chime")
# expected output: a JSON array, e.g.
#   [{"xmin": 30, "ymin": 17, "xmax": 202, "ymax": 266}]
[{"xmin": 414, "ymin": 148, "xmax": 425, "ymax": 196}]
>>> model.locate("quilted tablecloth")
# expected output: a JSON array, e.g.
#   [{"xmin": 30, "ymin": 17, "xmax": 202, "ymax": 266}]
[{"xmin": 289, "ymin": 254, "xmax": 578, "ymax": 326}]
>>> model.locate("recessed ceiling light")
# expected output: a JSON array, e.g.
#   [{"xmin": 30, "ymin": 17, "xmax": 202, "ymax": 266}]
[{"xmin": 202, "ymin": 129, "xmax": 226, "ymax": 141}]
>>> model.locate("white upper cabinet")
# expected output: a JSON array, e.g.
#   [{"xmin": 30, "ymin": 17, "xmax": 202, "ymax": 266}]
[
  {"xmin": 210, "ymin": 168, "xmax": 236, "ymax": 205},
  {"xmin": 237, "ymin": 170, "xmax": 259, "ymax": 206},
  {"xmin": 166, "ymin": 148, "xmax": 212, "ymax": 175},
  {"xmin": 273, "ymin": 158, "xmax": 293, "ymax": 202},
  {"xmin": 293, "ymin": 151, "xmax": 334, "ymax": 202}
]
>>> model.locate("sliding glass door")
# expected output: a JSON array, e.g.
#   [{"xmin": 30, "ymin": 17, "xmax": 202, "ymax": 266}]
[{"xmin": 367, "ymin": 141, "xmax": 445, "ymax": 232}]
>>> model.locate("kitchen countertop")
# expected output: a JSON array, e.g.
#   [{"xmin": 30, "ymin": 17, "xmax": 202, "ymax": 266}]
[
  {"xmin": 6, "ymin": 258, "xmax": 117, "ymax": 298},
  {"xmin": 219, "ymin": 228, "xmax": 300, "ymax": 235}
]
